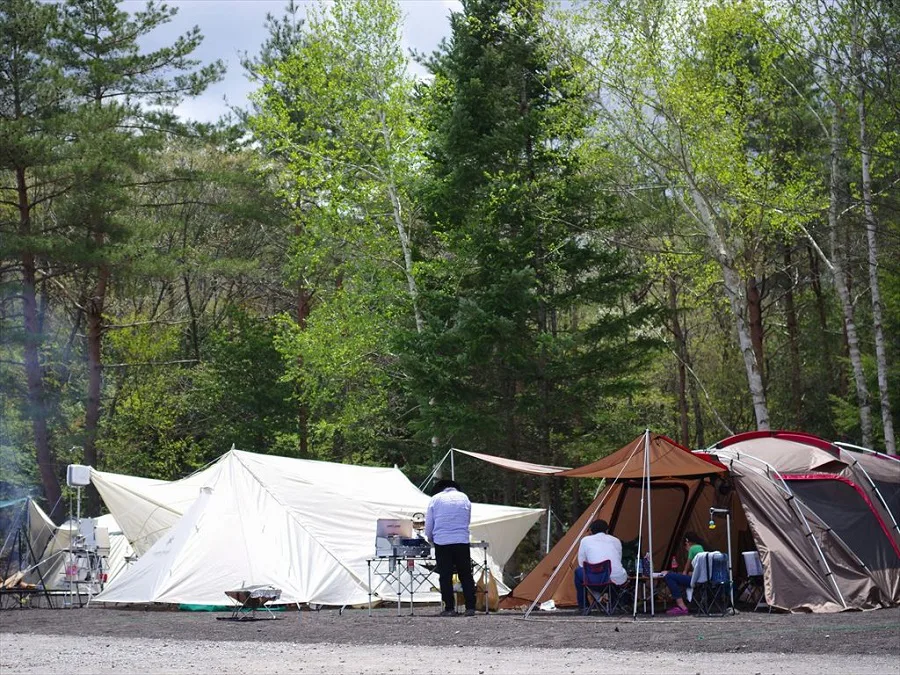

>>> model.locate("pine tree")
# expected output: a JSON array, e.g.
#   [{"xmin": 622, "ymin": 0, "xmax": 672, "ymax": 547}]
[
  {"xmin": 407, "ymin": 0, "xmax": 655, "ymax": 530},
  {"xmin": 50, "ymin": 0, "xmax": 223, "ymax": 488},
  {"xmin": 0, "ymin": 0, "xmax": 67, "ymax": 518}
]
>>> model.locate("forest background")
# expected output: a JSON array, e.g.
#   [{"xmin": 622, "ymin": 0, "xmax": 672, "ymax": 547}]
[{"xmin": 2, "ymin": 0, "xmax": 897, "ymax": 566}]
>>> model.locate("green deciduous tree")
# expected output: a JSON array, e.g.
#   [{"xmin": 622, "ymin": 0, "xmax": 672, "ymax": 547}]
[{"xmin": 246, "ymin": 0, "xmax": 426, "ymax": 461}]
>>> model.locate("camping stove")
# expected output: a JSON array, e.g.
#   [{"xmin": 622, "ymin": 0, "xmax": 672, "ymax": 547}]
[{"xmin": 390, "ymin": 538, "xmax": 432, "ymax": 559}]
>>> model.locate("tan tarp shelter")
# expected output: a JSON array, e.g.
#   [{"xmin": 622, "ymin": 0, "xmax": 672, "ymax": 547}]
[
  {"xmin": 502, "ymin": 431, "xmax": 898, "ymax": 613},
  {"xmin": 501, "ymin": 433, "xmax": 730, "ymax": 611}
]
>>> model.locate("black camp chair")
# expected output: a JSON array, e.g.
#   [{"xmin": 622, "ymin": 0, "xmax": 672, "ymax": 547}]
[{"xmin": 691, "ymin": 552, "xmax": 733, "ymax": 616}]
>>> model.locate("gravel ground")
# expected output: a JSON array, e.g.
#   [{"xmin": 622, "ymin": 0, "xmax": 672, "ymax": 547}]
[
  {"xmin": 2, "ymin": 634, "xmax": 899, "ymax": 675},
  {"xmin": 1, "ymin": 605, "xmax": 898, "ymax": 674}
]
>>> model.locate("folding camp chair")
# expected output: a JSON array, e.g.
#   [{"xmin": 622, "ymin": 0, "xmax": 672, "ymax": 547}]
[
  {"xmin": 691, "ymin": 552, "xmax": 733, "ymax": 616},
  {"xmin": 582, "ymin": 561, "xmax": 629, "ymax": 616}
]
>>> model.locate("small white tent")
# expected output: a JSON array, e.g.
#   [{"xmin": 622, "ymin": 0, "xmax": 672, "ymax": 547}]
[
  {"xmin": 11, "ymin": 499, "xmax": 134, "ymax": 592},
  {"xmin": 93, "ymin": 448, "xmax": 542, "ymax": 607}
]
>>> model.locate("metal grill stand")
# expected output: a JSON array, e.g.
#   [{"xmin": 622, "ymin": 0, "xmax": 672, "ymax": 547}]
[{"xmin": 219, "ymin": 585, "xmax": 283, "ymax": 621}]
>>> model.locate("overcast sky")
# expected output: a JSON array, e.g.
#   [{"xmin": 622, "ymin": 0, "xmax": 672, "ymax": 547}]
[{"xmin": 125, "ymin": 0, "xmax": 459, "ymax": 122}]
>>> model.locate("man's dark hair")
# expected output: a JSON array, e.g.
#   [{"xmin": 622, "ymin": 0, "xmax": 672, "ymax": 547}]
[
  {"xmin": 432, "ymin": 479, "xmax": 461, "ymax": 495},
  {"xmin": 684, "ymin": 531, "xmax": 706, "ymax": 547},
  {"xmin": 589, "ymin": 519, "xmax": 609, "ymax": 535}
]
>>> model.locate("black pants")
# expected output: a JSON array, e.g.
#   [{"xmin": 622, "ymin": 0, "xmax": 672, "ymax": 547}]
[{"xmin": 434, "ymin": 542, "xmax": 476, "ymax": 612}]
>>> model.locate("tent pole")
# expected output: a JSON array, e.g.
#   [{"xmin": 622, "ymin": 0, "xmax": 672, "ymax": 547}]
[
  {"xmin": 711, "ymin": 507, "xmax": 735, "ymax": 613},
  {"xmin": 834, "ymin": 441, "xmax": 900, "ymax": 463},
  {"xmin": 645, "ymin": 430, "xmax": 655, "ymax": 617},
  {"xmin": 848, "ymin": 457, "xmax": 899, "ymax": 534},
  {"xmin": 418, "ymin": 449, "xmax": 452, "ymax": 492},
  {"xmin": 22, "ymin": 521, "xmax": 53, "ymax": 608},
  {"xmin": 632, "ymin": 434, "xmax": 648, "ymax": 619},
  {"xmin": 726, "ymin": 511, "xmax": 734, "ymax": 612},
  {"xmin": 450, "ymin": 448, "xmax": 455, "ymax": 481}
]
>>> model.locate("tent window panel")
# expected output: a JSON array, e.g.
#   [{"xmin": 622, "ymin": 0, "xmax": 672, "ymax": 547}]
[
  {"xmin": 610, "ymin": 483, "xmax": 687, "ymax": 573},
  {"xmin": 871, "ymin": 480, "xmax": 900, "ymax": 524},
  {"xmin": 785, "ymin": 479, "xmax": 900, "ymax": 571}
]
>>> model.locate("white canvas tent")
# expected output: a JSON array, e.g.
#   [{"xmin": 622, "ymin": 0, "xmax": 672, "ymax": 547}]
[{"xmin": 93, "ymin": 448, "xmax": 542, "ymax": 607}]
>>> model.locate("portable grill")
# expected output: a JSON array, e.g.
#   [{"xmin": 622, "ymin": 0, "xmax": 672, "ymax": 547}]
[
  {"xmin": 218, "ymin": 584, "xmax": 282, "ymax": 621},
  {"xmin": 390, "ymin": 537, "xmax": 432, "ymax": 559}
]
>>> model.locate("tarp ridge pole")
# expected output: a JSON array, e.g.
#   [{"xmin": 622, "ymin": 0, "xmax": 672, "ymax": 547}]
[
  {"xmin": 524, "ymin": 436, "xmax": 643, "ymax": 620},
  {"xmin": 450, "ymin": 448, "xmax": 455, "ymax": 481},
  {"xmin": 645, "ymin": 430, "xmax": 655, "ymax": 617},
  {"xmin": 632, "ymin": 433, "xmax": 647, "ymax": 619},
  {"xmin": 546, "ymin": 507, "xmax": 552, "ymax": 555}
]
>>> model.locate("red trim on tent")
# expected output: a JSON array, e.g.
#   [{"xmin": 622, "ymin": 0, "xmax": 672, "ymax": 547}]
[
  {"xmin": 779, "ymin": 473, "xmax": 900, "ymax": 558},
  {"xmin": 716, "ymin": 430, "xmax": 840, "ymax": 456}
]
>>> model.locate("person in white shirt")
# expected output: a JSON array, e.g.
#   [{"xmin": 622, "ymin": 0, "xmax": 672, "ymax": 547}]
[
  {"xmin": 425, "ymin": 479, "xmax": 476, "ymax": 616},
  {"xmin": 574, "ymin": 519, "xmax": 628, "ymax": 614}
]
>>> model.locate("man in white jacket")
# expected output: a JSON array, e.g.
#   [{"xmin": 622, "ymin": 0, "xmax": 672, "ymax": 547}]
[
  {"xmin": 425, "ymin": 479, "xmax": 476, "ymax": 616},
  {"xmin": 574, "ymin": 519, "xmax": 627, "ymax": 614}
]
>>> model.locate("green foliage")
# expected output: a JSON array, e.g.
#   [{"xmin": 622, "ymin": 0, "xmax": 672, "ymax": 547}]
[
  {"xmin": 3, "ymin": 0, "xmax": 897, "ymax": 522},
  {"xmin": 191, "ymin": 310, "xmax": 300, "ymax": 458},
  {"xmin": 246, "ymin": 0, "xmax": 424, "ymax": 463}
]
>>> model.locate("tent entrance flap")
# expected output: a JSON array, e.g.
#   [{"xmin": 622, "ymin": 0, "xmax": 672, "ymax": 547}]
[{"xmin": 611, "ymin": 481, "xmax": 693, "ymax": 572}]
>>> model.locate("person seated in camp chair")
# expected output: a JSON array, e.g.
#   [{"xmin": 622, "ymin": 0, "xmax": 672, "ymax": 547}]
[
  {"xmin": 573, "ymin": 519, "xmax": 628, "ymax": 615},
  {"xmin": 661, "ymin": 532, "xmax": 706, "ymax": 616}
]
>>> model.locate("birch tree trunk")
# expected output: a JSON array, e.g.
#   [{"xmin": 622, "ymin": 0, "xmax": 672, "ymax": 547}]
[
  {"xmin": 855, "ymin": 62, "xmax": 895, "ymax": 452},
  {"xmin": 826, "ymin": 93, "xmax": 873, "ymax": 446},
  {"xmin": 380, "ymin": 112, "xmax": 423, "ymax": 334},
  {"xmin": 681, "ymin": 176, "xmax": 770, "ymax": 430}
]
